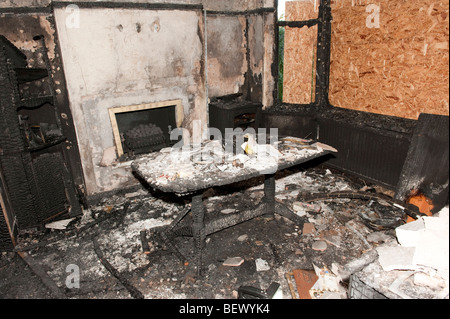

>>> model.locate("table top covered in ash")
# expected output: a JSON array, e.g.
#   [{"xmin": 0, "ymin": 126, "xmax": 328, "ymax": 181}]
[{"xmin": 131, "ymin": 137, "xmax": 336, "ymax": 196}]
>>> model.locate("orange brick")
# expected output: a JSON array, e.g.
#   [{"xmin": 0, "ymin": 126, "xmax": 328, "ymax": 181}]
[{"xmin": 293, "ymin": 269, "xmax": 318, "ymax": 299}]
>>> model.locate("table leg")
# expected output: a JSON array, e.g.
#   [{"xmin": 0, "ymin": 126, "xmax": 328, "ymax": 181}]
[
  {"xmin": 159, "ymin": 205, "xmax": 192, "ymax": 264},
  {"xmin": 263, "ymin": 173, "xmax": 276, "ymax": 218},
  {"xmin": 159, "ymin": 230, "xmax": 188, "ymax": 265},
  {"xmin": 275, "ymin": 201, "xmax": 307, "ymax": 226},
  {"xmin": 264, "ymin": 173, "xmax": 307, "ymax": 226},
  {"xmin": 191, "ymin": 193, "xmax": 205, "ymax": 276}
]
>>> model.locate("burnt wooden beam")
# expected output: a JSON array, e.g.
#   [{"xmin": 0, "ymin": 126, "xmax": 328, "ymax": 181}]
[
  {"xmin": 92, "ymin": 237, "xmax": 145, "ymax": 299},
  {"xmin": 17, "ymin": 251, "xmax": 67, "ymax": 299},
  {"xmin": 244, "ymin": 16, "xmax": 252, "ymax": 101},
  {"xmin": 0, "ymin": 6, "xmax": 52, "ymax": 14},
  {"xmin": 395, "ymin": 113, "xmax": 449, "ymax": 213},
  {"xmin": 277, "ymin": 20, "xmax": 319, "ymax": 28},
  {"xmin": 51, "ymin": 1, "xmax": 203, "ymax": 11},
  {"xmin": 205, "ymin": 7, "xmax": 275, "ymax": 16},
  {"xmin": 1, "ymin": 3, "xmax": 275, "ymax": 15},
  {"xmin": 314, "ymin": 0, "xmax": 332, "ymax": 107},
  {"xmin": 273, "ymin": 0, "xmax": 280, "ymax": 103},
  {"xmin": 298, "ymin": 190, "xmax": 424, "ymax": 220}
]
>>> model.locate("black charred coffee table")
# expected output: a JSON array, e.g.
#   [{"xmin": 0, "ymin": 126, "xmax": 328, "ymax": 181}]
[{"xmin": 132, "ymin": 138, "xmax": 336, "ymax": 275}]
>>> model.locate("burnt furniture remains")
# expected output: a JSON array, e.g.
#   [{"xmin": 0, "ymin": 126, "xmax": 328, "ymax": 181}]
[
  {"xmin": 208, "ymin": 94, "xmax": 263, "ymax": 136},
  {"xmin": 132, "ymin": 137, "xmax": 335, "ymax": 275},
  {"xmin": 0, "ymin": 35, "xmax": 81, "ymax": 250},
  {"xmin": 395, "ymin": 113, "xmax": 449, "ymax": 213}
]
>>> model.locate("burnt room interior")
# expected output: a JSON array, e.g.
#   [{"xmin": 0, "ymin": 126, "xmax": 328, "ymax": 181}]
[{"xmin": 0, "ymin": 0, "xmax": 448, "ymax": 300}]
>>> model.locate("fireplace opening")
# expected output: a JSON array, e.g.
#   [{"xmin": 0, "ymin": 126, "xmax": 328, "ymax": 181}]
[
  {"xmin": 109, "ymin": 100, "xmax": 184, "ymax": 160},
  {"xmin": 117, "ymin": 106, "xmax": 174, "ymax": 156}
]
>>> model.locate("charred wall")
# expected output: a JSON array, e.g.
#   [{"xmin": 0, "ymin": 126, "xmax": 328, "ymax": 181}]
[
  {"xmin": 206, "ymin": 7, "xmax": 276, "ymax": 106},
  {"xmin": 206, "ymin": 15, "xmax": 247, "ymax": 98}
]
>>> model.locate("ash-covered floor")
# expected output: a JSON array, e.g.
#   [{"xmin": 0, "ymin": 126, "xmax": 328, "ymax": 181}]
[{"xmin": 0, "ymin": 164, "xmax": 434, "ymax": 299}]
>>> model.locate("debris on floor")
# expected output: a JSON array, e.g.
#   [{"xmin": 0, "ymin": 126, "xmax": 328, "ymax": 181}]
[
  {"xmin": 0, "ymin": 165, "xmax": 448, "ymax": 299},
  {"xmin": 223, "ymin": 257, "xmax": 245, "ymax": 267},
  {"xmin": 45, "ymin": 218, "xmax": 76, "ymax": 230},
  {"xmin": 285, "ymin": 269, "xmax": 317, "ymax": 299},
  {"xmin": 348, "ymin": 205, "xmax": 449, "ymax": 299}
]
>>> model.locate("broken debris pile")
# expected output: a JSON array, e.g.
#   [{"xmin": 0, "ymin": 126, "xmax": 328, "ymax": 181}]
[
  {"xmin": 350, "ymin": 206, "xmax": 449, "ymax": 299},
  {"xmin": 285, "ymin": 204, "xmax": 449, "ymax": 299}
]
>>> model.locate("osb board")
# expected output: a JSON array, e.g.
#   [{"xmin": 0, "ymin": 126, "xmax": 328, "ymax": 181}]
[
  {"xmin": 285, "ymin": 0, "xmax": 319, "ymax": 20},
  {"xmin": 283, "ymin": 0, "xmax": 319, "ymax": 104},
  {"xmin": 329, "ymin": 0, "xmax": 449, "ymax": 120}
]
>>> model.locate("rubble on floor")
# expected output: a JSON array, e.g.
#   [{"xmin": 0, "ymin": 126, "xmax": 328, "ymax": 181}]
[
  {"xmin": 348, "ymin": 206, "xmax": 449, "ymax": 299},
  {"xmin": 1, "ymin": 166, "xmax": 448, "ymax": 299}
]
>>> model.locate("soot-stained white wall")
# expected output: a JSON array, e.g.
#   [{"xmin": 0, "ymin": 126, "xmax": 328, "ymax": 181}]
[{"xmin": 54, "ymin": 7, "xmax": 206, "ymax": 195}]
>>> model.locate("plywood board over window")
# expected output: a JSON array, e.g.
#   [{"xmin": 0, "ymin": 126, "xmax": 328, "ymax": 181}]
[
  {"xmin": 329, "ymin": 0, "xmax": 449, "ymax": 120},
  {"xmin": 283, "ymin": 0, "xmax": 319, "ymax": 104}
]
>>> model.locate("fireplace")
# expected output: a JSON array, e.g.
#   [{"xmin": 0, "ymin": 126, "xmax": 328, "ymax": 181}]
[{"xmin": 108, "ymin": 100, "xmax": 184, "ymax": 159}]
